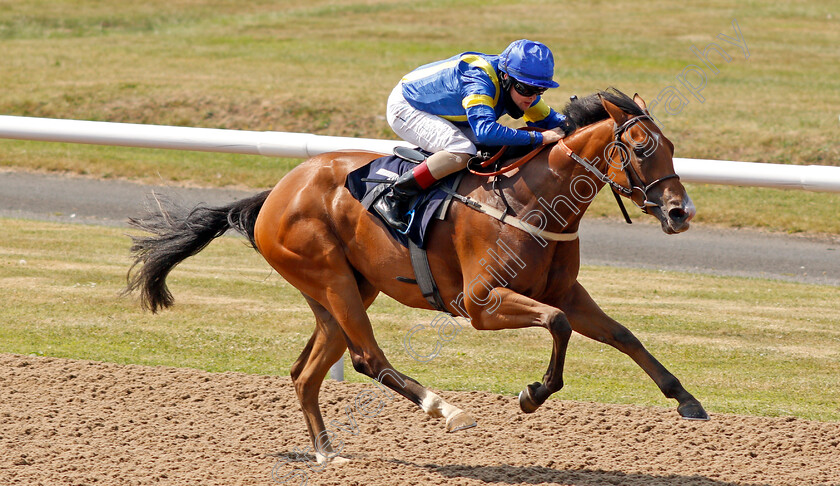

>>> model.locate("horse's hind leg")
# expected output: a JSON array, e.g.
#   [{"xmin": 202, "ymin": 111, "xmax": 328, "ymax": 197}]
[
  {"xmin": 316, "ymin": 271, "xmax": 476, "ymax": 433},
  {"xmin": 290, "ymin": 294, "xmax": 350, "ymax": 465},
  {"xmin": 257, "ymin": 204, "xmax": 474, "ymax": 434},
  {"xmin": 561, "ymin": 282, "xmax": 709, "ymax": 420}
]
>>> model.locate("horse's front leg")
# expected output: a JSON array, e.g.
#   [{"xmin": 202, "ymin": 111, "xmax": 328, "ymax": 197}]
[
  {"xmin": 465, "ymin": 287, "xmax": 572, "ymax": 413},
  {"xmin": 560, "ymin": 282, "xmax": 709, "ymax": 420}
]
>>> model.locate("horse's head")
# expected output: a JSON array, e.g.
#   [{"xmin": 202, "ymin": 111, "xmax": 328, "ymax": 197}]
[{"xmin": 599, "ymin": 93, "xmax": 695, "ymax": 234}]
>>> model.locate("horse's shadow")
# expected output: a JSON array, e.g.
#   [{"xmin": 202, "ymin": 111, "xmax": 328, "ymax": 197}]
[{"xmin": 388, "ymin": 460, "xmax": 773, "ymax": 486}]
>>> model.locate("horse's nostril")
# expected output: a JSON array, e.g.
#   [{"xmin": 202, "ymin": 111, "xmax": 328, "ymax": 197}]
[{"xmin": 669, "ymin": 207, "xmax": 687, "ymax": 222}]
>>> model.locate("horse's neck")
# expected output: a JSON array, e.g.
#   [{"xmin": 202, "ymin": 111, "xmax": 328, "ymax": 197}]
[
  {"xmin": 509, "ymin": 120, "xmax": 616, "ymax": 234},
  {"xmin": 565, "ymin": 118, "xmax": 617, "ymax": 163}
]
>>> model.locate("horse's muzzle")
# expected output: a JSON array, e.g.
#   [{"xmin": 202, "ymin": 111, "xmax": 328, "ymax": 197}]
[{"xmin": 658, "ymin": 195, "xmax": 695, "ymax": 234}]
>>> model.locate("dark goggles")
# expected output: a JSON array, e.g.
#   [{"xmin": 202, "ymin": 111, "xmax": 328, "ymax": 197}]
[{"xmin": 512, "ymin": 80, "xmax": 547, "ymax": 97}]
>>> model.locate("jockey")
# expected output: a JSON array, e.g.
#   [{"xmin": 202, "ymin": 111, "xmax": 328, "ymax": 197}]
[{"xmin": 376, "ymin": 39, "xmax": 569, "ymax": 232}]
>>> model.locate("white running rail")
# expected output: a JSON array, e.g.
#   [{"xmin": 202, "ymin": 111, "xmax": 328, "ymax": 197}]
[{"xmin": 1, "ymin": 115, "xmax": 839, "ymax": 192}]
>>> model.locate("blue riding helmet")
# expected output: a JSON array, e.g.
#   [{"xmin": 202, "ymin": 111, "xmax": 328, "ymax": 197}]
[{"xmin": 498, "ymin": 39, "xmax": 560, "ymax": 89}]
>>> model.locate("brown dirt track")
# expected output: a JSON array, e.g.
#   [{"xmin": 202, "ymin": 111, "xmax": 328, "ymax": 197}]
[{"xmin": 0, "ymin": 354, "xmax": 837, "ymax": 486}]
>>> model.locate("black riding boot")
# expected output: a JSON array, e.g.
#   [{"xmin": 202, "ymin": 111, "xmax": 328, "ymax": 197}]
[{"xmin": 372, "ymin": 170, "xmax": 425, "ymax": 232}]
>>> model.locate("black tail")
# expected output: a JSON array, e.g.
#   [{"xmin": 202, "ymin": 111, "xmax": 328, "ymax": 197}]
[{"xmin": 125, "ymin": 190, "xmax": 271, "ymax": 313}]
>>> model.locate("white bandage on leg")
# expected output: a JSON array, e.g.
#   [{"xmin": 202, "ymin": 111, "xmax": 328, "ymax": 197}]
[{"xmin": 421, "ymin": 391, "xmax": 461, "ymax": 420}]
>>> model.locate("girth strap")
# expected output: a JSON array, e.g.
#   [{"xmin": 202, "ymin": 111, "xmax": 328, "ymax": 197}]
[
  {"xmin": 408, "ymin": 240, "xmax": 448, "ymax": 312},
  {"xmin": 436, "ymin": 184, "xmax": 579, "ymax": 242}
]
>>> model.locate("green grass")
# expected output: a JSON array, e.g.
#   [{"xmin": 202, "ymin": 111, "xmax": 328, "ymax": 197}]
[
  {"xmin": 1, "ymin": 218, "xmax": 838, "ymax": 421},
  {"xmin": 1, "ymin": 0, "xmax": 839, "ymax": 234}
]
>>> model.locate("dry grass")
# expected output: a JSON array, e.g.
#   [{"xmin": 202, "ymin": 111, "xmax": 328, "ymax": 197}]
[{"xmin": 1, "ymin": 1, "xmax": 838, "ymax": 157}]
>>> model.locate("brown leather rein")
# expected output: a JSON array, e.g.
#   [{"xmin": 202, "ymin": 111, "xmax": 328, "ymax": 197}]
[
  {"xmin": 467, "ymin": 115, "xmax": 680, "ymax": 222},
  {"xmin": 468, "ymin": 139, "xmax": 551, "ymax": 177}
]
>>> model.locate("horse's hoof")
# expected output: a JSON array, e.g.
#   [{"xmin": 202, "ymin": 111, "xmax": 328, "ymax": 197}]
[
  {"xmin": 678, "ymin": 400, "xmax": 710, "ymax": 421},
  {"xmin": 329, "ymin": 456, "xmax": 351, "ymax": 466},
  {"xmin": 315, "ymin": 452, "xmax": 351, "ymax": 466},
  {"xmin": 446, "ymin": 411, "xmax": 477, "ymax": 433},
  {"xmin": 518, "ymin": 382, "xmax": 542, "ymax": 414}
]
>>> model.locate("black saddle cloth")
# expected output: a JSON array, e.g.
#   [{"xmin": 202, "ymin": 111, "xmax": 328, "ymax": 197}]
[{"xmin": 345, "ymin": 154, "xmax": 460, "ymax": 249}]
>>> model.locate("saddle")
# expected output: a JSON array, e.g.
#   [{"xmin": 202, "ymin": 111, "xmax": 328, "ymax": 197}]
[
  {"xmin": 345, "ymin": 149, "xmax": 464, "ymax": 249},
  {"xmin": 344, "ymin": 143, "xmax": 553, "ymax": 313},
  {"xmin": 345, "ymin": 149, "xmax": 466, "ymax": 312}
]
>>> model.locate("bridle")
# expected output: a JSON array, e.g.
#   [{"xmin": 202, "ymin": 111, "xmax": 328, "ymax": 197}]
[
  {"xmin": 557, "ymin": 113, "xmax": 680, "ymax": 221},
  {"xmin": 612, "ymin": 115, "xmax": 681, "ymax": 212},
  {"xmin": 458, "ymin": 111, "xmax": 681, "ymax": 230}
]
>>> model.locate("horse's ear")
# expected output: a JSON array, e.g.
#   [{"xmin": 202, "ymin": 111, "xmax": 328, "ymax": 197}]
[
  {"xmin": 633, "ymin": 93, "xmax": 647, "ymax": 110},
  {"xmin": 599, "ymin": 94, "xmax": 628, "ymax": 125}
]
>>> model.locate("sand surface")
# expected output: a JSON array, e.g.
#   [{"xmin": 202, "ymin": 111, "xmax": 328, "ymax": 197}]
[{"xmin": 0, "ymin": 353, "xmax": 837, "ymax": 486}]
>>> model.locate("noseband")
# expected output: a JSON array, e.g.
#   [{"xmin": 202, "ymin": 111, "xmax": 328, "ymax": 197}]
[
  {"xmin": 611, "ymin": 115, "xmax": 680, "ymax": 213},
  {"xmin": 557, "ymin": 114, "xmax": 679, "ymax": 219}
]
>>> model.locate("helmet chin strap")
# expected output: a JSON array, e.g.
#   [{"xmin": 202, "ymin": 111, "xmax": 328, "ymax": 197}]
[{"xmin": 500, "ymin": 71, "xmax": 512, "ymax": 92}]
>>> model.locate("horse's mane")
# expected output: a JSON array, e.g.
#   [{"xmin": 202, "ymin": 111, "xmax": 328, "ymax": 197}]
[{"xmin": 562, "ymin": 87, "xmax": 644, "ymax": 133}]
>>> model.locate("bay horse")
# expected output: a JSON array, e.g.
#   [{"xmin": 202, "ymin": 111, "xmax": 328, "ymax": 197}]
[{"xmin": 126, "ymin": 89, "xmax": 708, "ymax": 464}]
